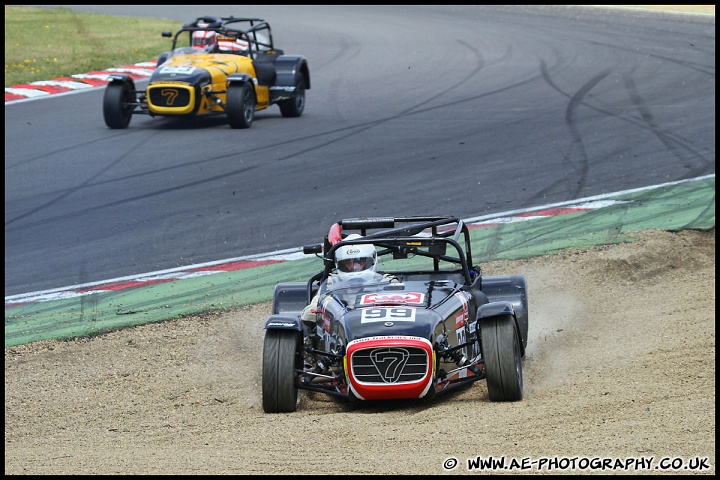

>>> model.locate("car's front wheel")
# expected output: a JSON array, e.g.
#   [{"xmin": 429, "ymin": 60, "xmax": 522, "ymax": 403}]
[
  {"xmin": 480, "ymin": 314, "xmax": 523, "ymax": 401},
  {"xmin": 262, "ymin": 329, "xmax": 300, "ymax": 413},
  {"xmin": 103, "ymin": 82, "xmax": 134, "ymax": 129},
  {"xmin": 278, "ymin": 78, "xmax": 305, "ymax": 118},
  {"xmin": 226, "ymin": 83, "xmax": 255, "ymax": 129}
]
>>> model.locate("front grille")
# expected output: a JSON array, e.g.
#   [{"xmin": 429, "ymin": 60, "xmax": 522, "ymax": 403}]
[
  {"xmin": 148, "ymin": 87, "xmax": 192, "ymax": 108},
  {"xmin": 351, "ymin": 346, "xmax": 428, "ymax": 384}
]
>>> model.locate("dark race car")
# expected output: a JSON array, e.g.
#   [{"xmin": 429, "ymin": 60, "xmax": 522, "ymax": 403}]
[
  {"xmin": 262, "ymin": 216, "xmax": 529, "ymax": 413},
  {"xmin": 103, "ymin": 15, "xmax": 310, "ymax": 129}
]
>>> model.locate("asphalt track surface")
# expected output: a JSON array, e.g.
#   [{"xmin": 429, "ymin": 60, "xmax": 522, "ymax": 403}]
[{"xmin": 4, "ymin": 6, "xmax": 715, "ymax": 341}]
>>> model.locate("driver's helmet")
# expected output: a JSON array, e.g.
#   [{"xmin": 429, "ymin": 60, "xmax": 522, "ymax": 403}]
[
  {"xmin": 192, "ymin": 24, "xmax": 218, "ymax": 50},
  {"xmin": 334, "ymin": 234, "xmax": 378, "ymax": 282}
]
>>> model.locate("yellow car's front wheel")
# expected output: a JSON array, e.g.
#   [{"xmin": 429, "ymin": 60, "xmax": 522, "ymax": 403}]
[
  {"xmin": 103, "ymin": 81, "xmax": 134, "ymax": 129},
  {"xmin": 226, "ymin": 83, "xmax": 256, "ymax": 129}
]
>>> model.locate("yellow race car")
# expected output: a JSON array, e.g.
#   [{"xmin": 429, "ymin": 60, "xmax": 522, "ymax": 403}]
[{"xmin": 103, "ymin": 16, "xmax": 310, "ymax": 129}]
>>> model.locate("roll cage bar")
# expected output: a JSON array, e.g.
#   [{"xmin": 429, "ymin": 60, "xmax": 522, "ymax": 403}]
[
  {"xmin": 303, "ymin": 216, "xmax": 478, "ymax": 287},
  {"xmin": 162, "ymin": 16, "xmax": 278, "ymax": 57}
]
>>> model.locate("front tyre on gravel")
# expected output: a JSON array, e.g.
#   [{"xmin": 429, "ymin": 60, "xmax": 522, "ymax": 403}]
[
  {"xmin": 226, "ymin": 83, "xmax": 255, "ymax": 129},
  {"xmin": 278, "ymin": 78, "xmax": 305, "ymax": 118},
  {"xmin": 103, "ymin": 82, "xmax": 134, "ymax": 129},
  {"xmin": 262, "ymin": 329, "xmax": 300, "ymax": 413},
  {"xmin": 480, "ymin": 314, "xmax": 523, "ymax": 401}
]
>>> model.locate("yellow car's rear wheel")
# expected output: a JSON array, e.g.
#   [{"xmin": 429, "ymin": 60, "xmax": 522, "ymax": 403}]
[{"xmin": 279, "ymin": 78, "xmax": 305, "ymax": 118}]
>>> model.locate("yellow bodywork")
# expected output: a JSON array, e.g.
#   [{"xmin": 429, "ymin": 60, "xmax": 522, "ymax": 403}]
[{"xmin": 146, "ymin": 52, "xmax": 269, "ymax": 115}]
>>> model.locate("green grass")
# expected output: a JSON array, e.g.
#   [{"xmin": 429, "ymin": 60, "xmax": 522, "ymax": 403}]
[{"xmin": 4, "ymin": 6, "xmax": 181, "ymax": 87}]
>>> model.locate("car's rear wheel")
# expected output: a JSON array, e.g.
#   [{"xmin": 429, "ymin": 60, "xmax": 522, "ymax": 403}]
[
  {"xmin": 480, "ymin": 314, "xmax": 523, "ymax": 401},
  {"xmin": 226, "ymin": 83, "xmax": 255, "ymax": 129},
  {"xmin": 262, "ymin": 329, "xmax": 300, "ymax": 413},
  {"xmin": 278, "ymin": 78, "xmax": 305, "ymax": 117},
  {"xmin": 103, "ymin": 82, "xmax": 134, "ymax": 129}
]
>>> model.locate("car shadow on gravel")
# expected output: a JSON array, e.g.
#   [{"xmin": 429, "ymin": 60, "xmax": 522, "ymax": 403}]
[{"xmin": 299, "ymin": 381, "xmax": 484, "ymax": 414}]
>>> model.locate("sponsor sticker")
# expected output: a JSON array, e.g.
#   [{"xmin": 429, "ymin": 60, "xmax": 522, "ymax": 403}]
[
  {"xmin": 267, "ymin": 322, "xmax": 295, "ymax": 327},
  {"xmin": 454, "ymin": 292, "xmax": 469, "ymax": 329},
  {"xmin": 158, "ymin": 65, "xmax": 197, "ymax": 75},
  {"xmin": 361, "ymin": 292, "xmax": 425, "ymax": 304}
]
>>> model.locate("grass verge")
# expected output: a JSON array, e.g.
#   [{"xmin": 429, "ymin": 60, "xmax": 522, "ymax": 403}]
[{"xmin": 4, "ymin": 6, "xmax": 180, "ymax": 87}]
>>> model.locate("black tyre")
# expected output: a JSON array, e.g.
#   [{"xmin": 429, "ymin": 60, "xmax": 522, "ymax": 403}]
[
  {"xmin": 262, "ymin": 329, "xmax": 300, "ymax": 413},
  {"xmin": 278, "ymin": 78, "xmax": 305, "ymax": 118},
  {"xmin": 226, "ymin": 83, "xmax": 255, "ymax": 129},
  {"xmin": 480, "ymin": 314, "xmax": 523, "ymax": 401},
  {"xmin": 103, "ymin": 82, "xmax": 134, "ymax": 129}
]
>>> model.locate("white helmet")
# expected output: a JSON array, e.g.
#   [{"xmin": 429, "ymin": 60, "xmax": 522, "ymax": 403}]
[
  {"xmin": 334, "ymin": 234, "xmax": 377, "ymax": 282},
  {"xmin": 192, "ymin": 24, "xmax": 218, "ymax": 50}
]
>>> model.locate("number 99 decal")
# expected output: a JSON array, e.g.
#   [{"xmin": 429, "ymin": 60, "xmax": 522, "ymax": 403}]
[{"xmin": 361, "ymin": 308, "xmax": 416, "ymax": 323}]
